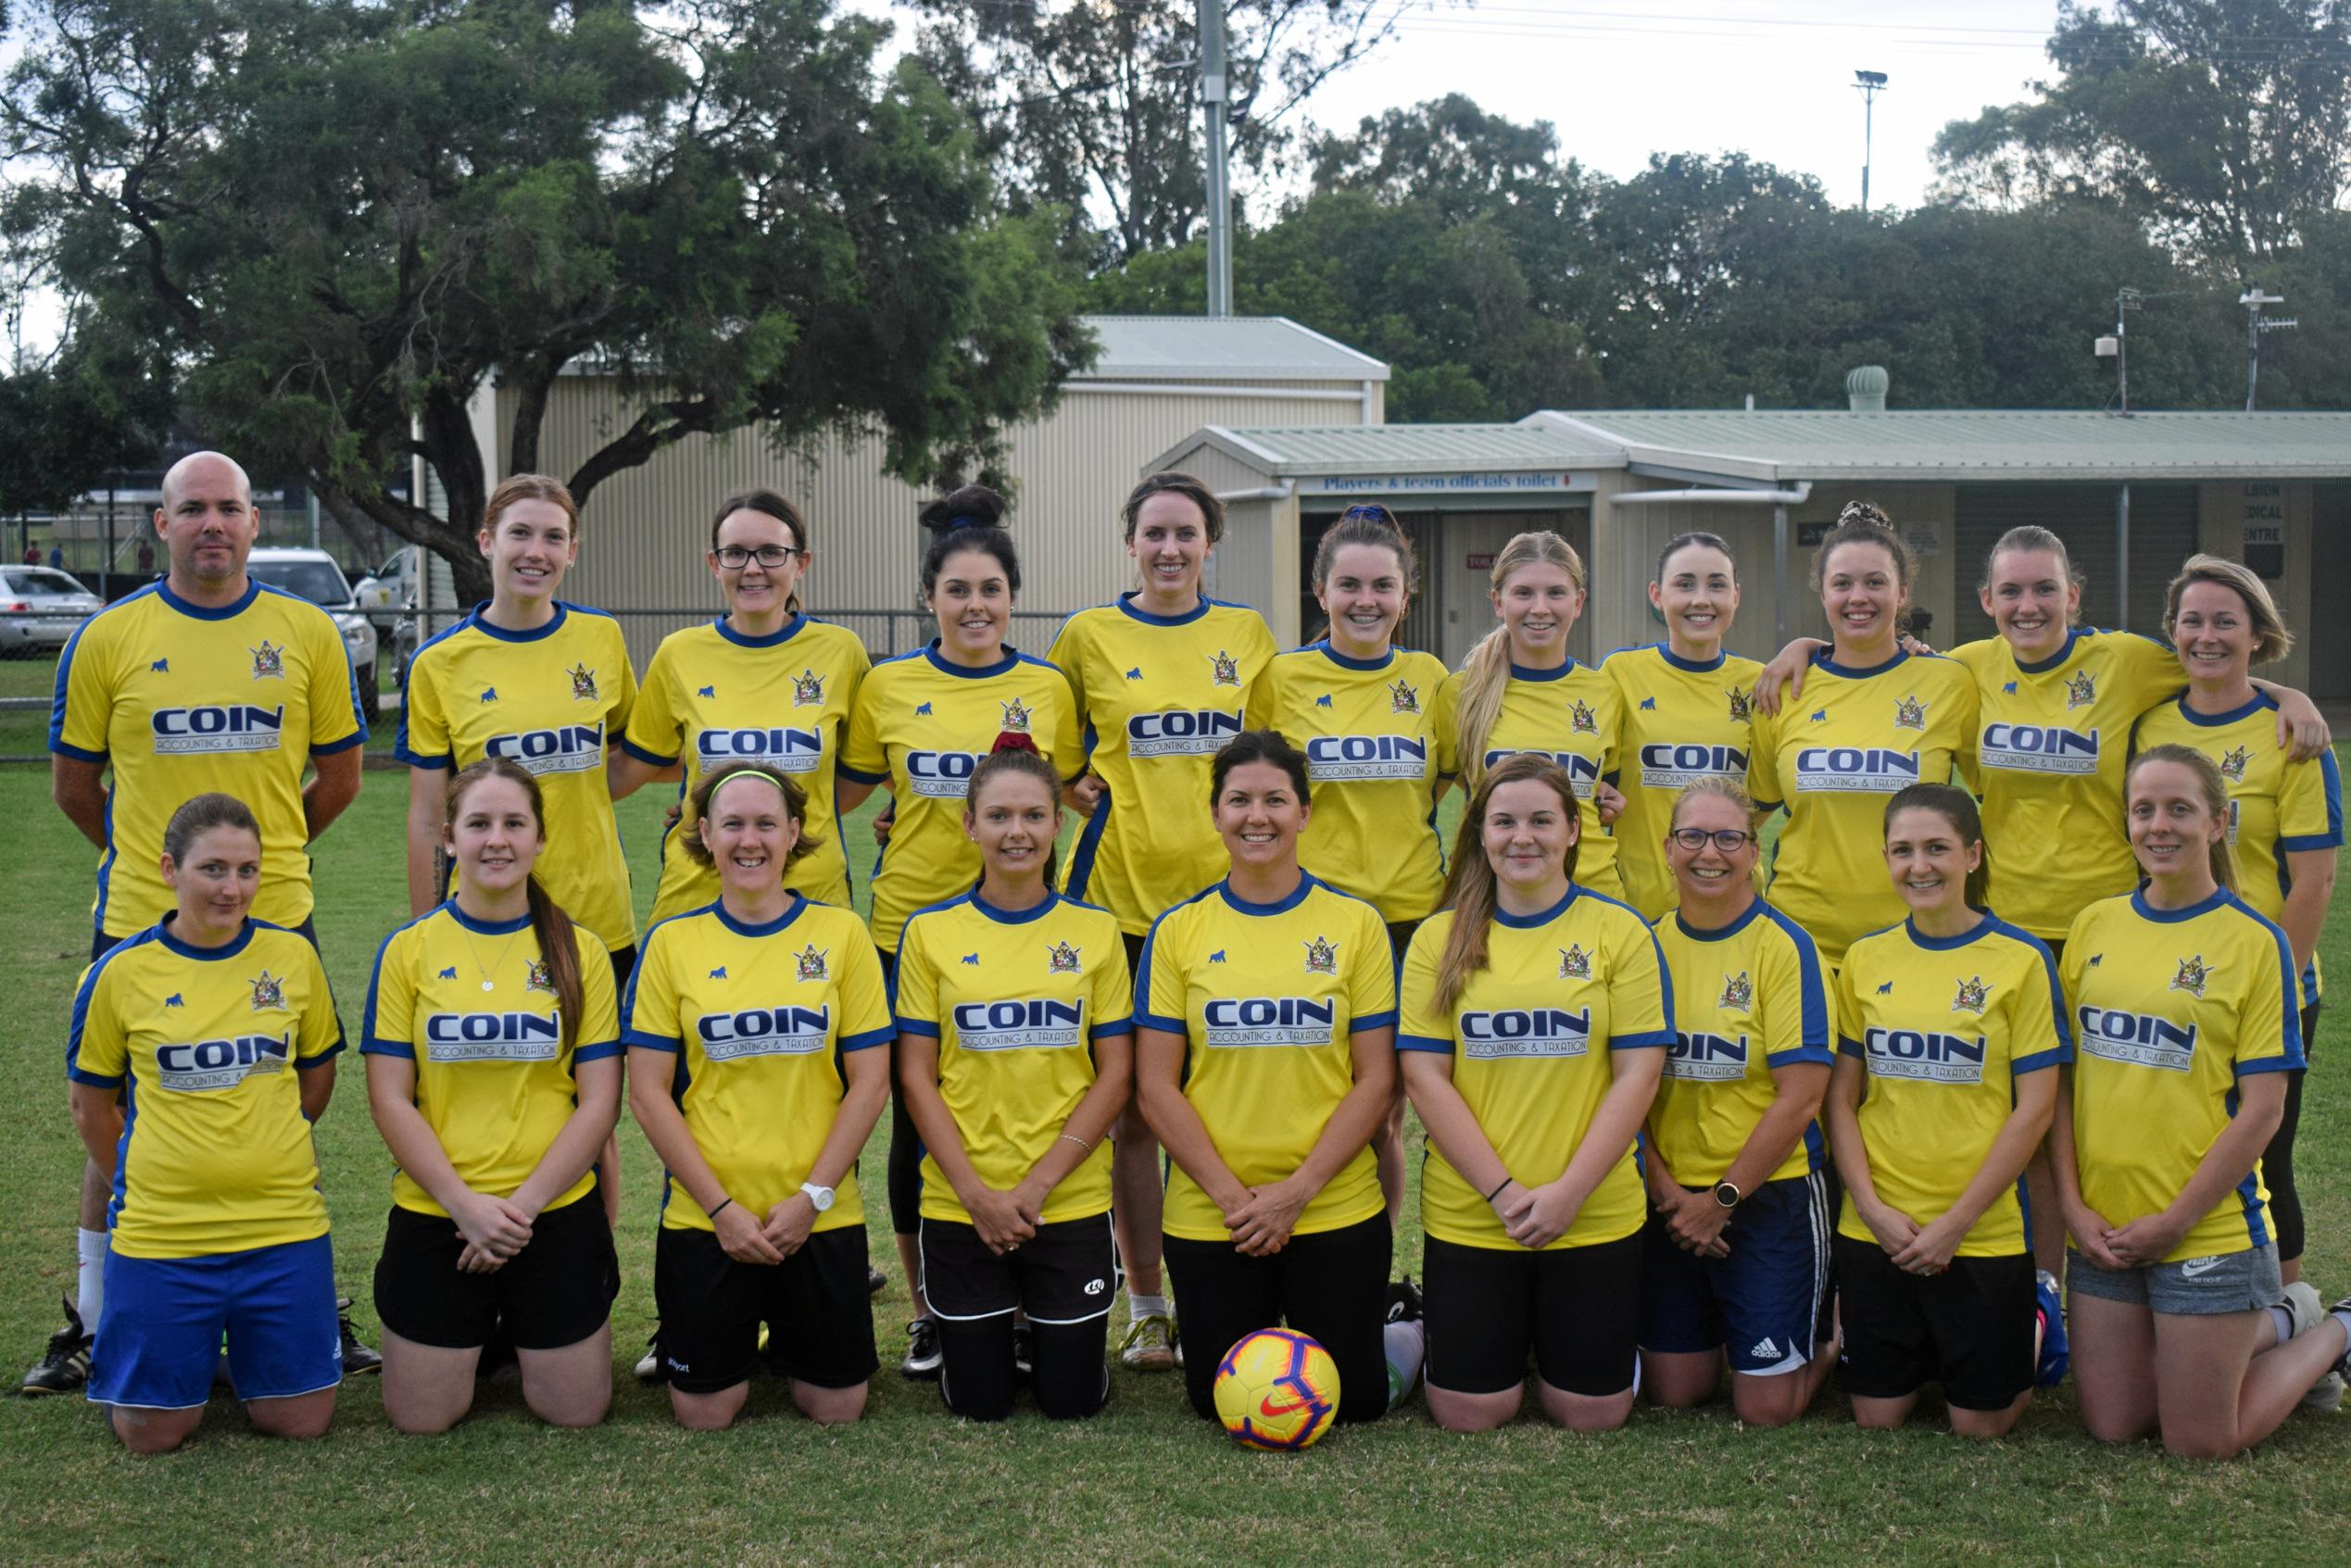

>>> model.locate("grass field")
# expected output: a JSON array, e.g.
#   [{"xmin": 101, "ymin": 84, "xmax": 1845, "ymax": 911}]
[{"xmin": 0, "ymin": 668, "xmax": 2345, "ymax": 1565}]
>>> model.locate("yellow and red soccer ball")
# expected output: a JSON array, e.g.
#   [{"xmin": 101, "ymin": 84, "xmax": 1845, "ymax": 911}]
[{"xmin": 1212, "ymin": 1328, "xmax": 1339, "ymax": 1450}]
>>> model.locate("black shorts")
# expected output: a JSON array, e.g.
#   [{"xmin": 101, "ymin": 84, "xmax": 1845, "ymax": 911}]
[
  {"xmin": 1833, "ymin": 1235, "xmax": 2034, "ymax": 1411},
  {"xmin": 373, "ymin": 1196, "xmax": 617, "ymax": 1351},
  {"xmin": 1423, "ymin": 1232, "xmax": 1642, "ymax": 1398},
  {"xmin": 1163, "ymin": 1214, "xmax": 1392, "ymax": 1425},
  {"xmin": 921, "ymin": 1212, "xmax": 1117, "ymax": 1326},
  {"xmin": 653, "ymin": 1223, "xmax": 877, "ymax": 1395}
]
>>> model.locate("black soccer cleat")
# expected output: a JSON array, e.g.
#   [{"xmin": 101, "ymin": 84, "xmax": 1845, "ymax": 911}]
[
  {"xmin": 1384, "ymin": 1275, "xmax": 1425, "ymax": 1325},
  {"xmin": 337, "ymin": 1297, "xmax": 382, "ymax": 1377},
  {"xmin": 19, "ymin": 1298, "xmax": 92, "ymax": 1397},
  {"xmin": 900, "ymin": 1318, "xmax": 942, "ymax": 1380}
]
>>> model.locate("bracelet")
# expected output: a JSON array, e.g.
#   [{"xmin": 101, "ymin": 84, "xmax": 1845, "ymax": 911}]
[
  {"xmin": 1058, "ymin": 1134, "xmax": 1092, "ymax": 1154},
  {"xmin": 709, "ymin": 1198, "xmax": 734, "ymax": 1219},
  {"xmin": 1483, "ymin": 1176, "xmax": 1512, "ymax": 1203}
]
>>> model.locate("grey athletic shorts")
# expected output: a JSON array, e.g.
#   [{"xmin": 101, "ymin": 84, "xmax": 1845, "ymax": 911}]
[{"xmin": 2065, "ymin": 1243, "xmax": 2281, "ymax": 1317}]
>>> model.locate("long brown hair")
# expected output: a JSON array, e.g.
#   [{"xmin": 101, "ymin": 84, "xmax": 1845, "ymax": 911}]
[
  {"xmin": 1307, "ymin": 504, "xmax": 1416, "ymax": 645},
  {"xmin": 1810, "ymin": 500, "xmax": 1912, "ymax": 629},
  {"xmin": 446, "ymin": 758, "xmax": 585, "ymax": 1048},
  {"xmin": 1883, "ymin": 782, "xmax": 1991, "ymax": 910},
  {"xmin": 1432, "ymin": 753, "xmax": 1582, "ymax": 1011},
  {"xmin": 1453, "ymin": 531, "xmax": 1585, "ymax": 787},
  {"xmin": 2126, "ymin": 745, "xmax": 2240, "ymax": 896}
]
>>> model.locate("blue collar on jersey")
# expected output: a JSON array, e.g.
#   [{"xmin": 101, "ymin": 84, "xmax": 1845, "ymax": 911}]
[
  {"xmin": 1115, "ymin": 591, "xmax": 1212, "ymax": 628},
  {"xmin": 1216, "ymin": 872, "xmax": 1315, "ymax": 917},
  {"xmin": 155, "ymin": 912, "xmax": 257, "ymax": 960},
  {"xmin": 716, "ymin": 612, "xmax": 807, "ymax": 648},
  {"xmin": 2011, "ymin": 628, "xmax": 2083, "ymax": 676},
  {"xmin": 442, "ymin": 899, "xmax": 532, "ymax": 936},
  {"xmin": 1313, "ymin": 639, "xmax": 1394, "ymax": 673},
  {"xmin": 1509, "ymin": 658, "xmax": 1578, "ymax": 683},
  {"xmin": 921, "ymin": 640, "xmax": 1022, "ymax": 680},
  {"xmin": 1674, "ymin": 896, "xmax": 1766, "ymax": 943},
  {"xmin": 1495, "ymin": 885, "xmax": 1579, "ymax": 929},
  {"xmin": 2170, "ymin": 688, "xmax": 2274, "ymax": 727},
  {"xmin": 1815, "ymin": 647, "xmax": 1909, "ymax": 680},
  {"xmin": 1903, "ymin": 911, "xmax": 1993, "ymax": 950},
  {"xmin": 157, "ymin": 578, "xmax": 261, "ymax": 621},
  {"xmin": 2129, "ymin": 884, "xmax": 2232, "ymax": 923},
  {"xmin": 467, "ymin": 600, "xmax": 570, "ymax": 643},
  {"xmin": 1656, "ymin": 644, "xmax": 1727, "ymax": 674},
  {"xmin": 970, "ymin": 887, "xmax": 1061, "ymax": 924},
  {"xmin": 714, "ymin": 892, "xmax": 809, "ymax": 938}
]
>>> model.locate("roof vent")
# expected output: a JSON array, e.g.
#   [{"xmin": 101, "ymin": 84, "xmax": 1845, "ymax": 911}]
[{"xmin": 1846, "ymin": 365, "xmax": 1889, "ymax": 412}]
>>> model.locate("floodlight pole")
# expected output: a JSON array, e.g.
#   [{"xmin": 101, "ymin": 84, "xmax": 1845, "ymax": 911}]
[
  {"xmin": 1854, "ymin": 71, "xmax": 1888, "ymax": 213},
  {"xmin": 1201, "ymin": 0, "xmax": 1233, "ymax": 317}
]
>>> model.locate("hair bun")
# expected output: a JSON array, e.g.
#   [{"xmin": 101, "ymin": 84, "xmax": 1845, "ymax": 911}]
[
  {"xmin": 989, "ymin": 731, "xmax": 1040, "ymax": 757},
  {"xmin": 1837, "ymin": 500, "xmax": 1893, "ymax": 532},
  {"xmin": 919, "ymin": 483, "xmax": 1010, "ymax": 536}
]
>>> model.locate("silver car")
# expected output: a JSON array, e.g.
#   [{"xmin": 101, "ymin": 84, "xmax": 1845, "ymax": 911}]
[
  {"xmin": 245, "ymin": 547, "xmax": 382, "ymax": 721},
  {"xmin": 0, "ymin": 566, "xmax": 104, "ymax": 654}
]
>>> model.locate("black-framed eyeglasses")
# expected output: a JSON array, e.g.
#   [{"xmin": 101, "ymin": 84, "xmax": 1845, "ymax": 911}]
[
  {"xmin": 714, "ymin": 546, "xmax": 803, "ymax": 569},
  {"xmin": 1670, "ymin": 828, "xmax": 1755, "ymax": 853}
]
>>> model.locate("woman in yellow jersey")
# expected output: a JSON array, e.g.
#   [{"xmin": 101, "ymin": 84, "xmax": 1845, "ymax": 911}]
[
  {"xmin": 1445, "ymin": 530, "xmax": 1628, "ymax": 899},
  {"xmin": 897, "ymin": 740, "xmax": 1134, "ymax": 1420},
  {"xmin": 1746, "ymin": 504, "xmax": 1977, "ymax": 971},
  {"xmin": 2056, "ymin": 746, "xmax": 2349, "ymax": 1458},
  {"xmin": 1400, "ymin": 754, "xmax": 1672, "ymax": 1433},
  {"xmin": 612, "ymin": 489, "xmax": 870, "ymax": 917},
  {"xmin": 1137, "ymin": 731, "xmax": 1405, "ymax": 1427},
  {"xmin": 1641, "ymin": 778, "xmax": 1834, "ymax": 1427},
  {"xmin": 1050, "ymin": 472, "xmax": 1276, "ymax": 1374},
  {"xmin": 2133, "ymin": 557, "xmax": 2341, "ymax": 1291},
  {"xmin": 1828, "ymin": 784, "xmax": 2066, "ymax": 1437},
  {"xmin": 1604, "ymin": 533, "xmax": 1766, "ymax": 922},
  {"xmin": 623, "ymin": 762, "xmax": 894, "ymax": 1429},
  {"xmin": 838, "ymin": 486, "xmax": 1083, "ymax": 1378},
  {"xmin": 1247, "ymin": 505, "xmax": 1452, "ymax": 1223},
  {"xmin": 70, "ymin": 795, "xmax": 345, "ymax": 1452},
  {"xmin": 363, "ymin": 759, "xmax": 622, "ymax": 1434}
]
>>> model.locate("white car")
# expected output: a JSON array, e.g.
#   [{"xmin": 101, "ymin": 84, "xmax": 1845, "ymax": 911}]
[
  {"xmin": 0, "ymin": 565, "xmax": 104, "ymax": 654},
  {"xmin": 245, "ymin": 547, "xmax": 382, "ymax": 721}
]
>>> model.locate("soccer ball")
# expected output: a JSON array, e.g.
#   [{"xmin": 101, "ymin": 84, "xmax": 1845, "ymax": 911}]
[{"xmin": 1212, "ymin": 1327, "xmax": 1340, "ymax": 1450}]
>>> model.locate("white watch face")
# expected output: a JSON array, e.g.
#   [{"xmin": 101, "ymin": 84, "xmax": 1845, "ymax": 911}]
[{"xmin": 803, "ymin": 1183, "xmax": 835, "ymax": 1211}]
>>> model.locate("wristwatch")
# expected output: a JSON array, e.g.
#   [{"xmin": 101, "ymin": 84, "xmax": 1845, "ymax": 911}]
[
  {"xmin": 1711, "ymin": 1180, "xmax": 1742, "ymax": 1211},
  {"xmin": 799, "ymin": 1181, "xmax": 836, "ymax": 1213}
]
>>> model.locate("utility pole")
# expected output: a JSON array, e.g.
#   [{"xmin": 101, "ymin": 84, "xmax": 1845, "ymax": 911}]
[
  {"xmin": 2239, "ymin": 286, "xmax": 2295, "ymax": 411},
  {"xmin": 2095, "ymin": 287, "xmax": 2142, "ymax": 413},
  {"xmin": 1201, "ymin": 0, "xmax": 1233, "ymax": 317},
  {"xmin": 1854, "ymin": 70, "xmax": 1888, "ymax": 214}
]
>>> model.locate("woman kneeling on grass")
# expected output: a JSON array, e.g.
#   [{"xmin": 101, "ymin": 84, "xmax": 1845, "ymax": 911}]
[
  {"xmin": 625, "ymin": 762, "xmax": 894, "ymax": 1429},
  {"xmin": 363, "ymin": 758, "xmax": 623, "ymax": 1433},
  {"xmin": 69, "ymin": 794, "xmax": 346, "ymax": 1452},
  {"xmin": 2055, "ymin": 745, "xmax": 2351, "ymax": 1458},
  {"xmin": 896, "ymin": 736, "xmax": 1134, "ymax": 1420}
]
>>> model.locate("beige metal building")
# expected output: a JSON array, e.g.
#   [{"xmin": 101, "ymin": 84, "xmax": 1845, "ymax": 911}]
[{"xmin": 449, "ymin": 316, "xmax": 1388, "ymax": 664}]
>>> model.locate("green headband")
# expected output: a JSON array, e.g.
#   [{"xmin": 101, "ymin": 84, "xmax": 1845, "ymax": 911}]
[{"xmin": 707, "ymin": 769, "xmax": 791, "ymax": 802}]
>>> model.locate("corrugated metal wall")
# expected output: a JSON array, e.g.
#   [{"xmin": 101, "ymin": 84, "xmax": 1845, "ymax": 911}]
[{"xmin": 1950, "ymin": 483, "xmax": 2197, "ymax": 645}]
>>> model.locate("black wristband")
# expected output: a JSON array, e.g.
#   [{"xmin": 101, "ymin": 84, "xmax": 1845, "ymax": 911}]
[
  {"xmin": 709, "ymin": 1198, "xmax": 734, "ymax": 1219},
  {"xmin": 1483, "ymin": 1176, "xmax": 1512, "ymax": 1203}
]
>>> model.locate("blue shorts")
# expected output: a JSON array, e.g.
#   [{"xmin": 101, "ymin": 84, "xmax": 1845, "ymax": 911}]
[
  {"xmin": 87, "ymin": 1234, "xmax": 341, "ymax": 1409},
  {"xmin": 1640, "ymin": 1171, "xmax": 1831, "ymax": 1375}
]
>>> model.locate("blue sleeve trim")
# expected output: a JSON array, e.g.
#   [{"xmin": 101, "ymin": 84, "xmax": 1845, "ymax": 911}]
[
  {"xmin": 1766, "ymin": 1044, "xmax": 1835, "ymax": 1069},
  {"xmin": 1090, "ymin": 1018, "xmax": 1134, "ymax": 1039},
  {"xmin": 1352, "ymin": 1009, "xmax": 1398, "ymax": 1034},
  {"xmin": 295, "ymin": 1041, "xmax": 345, "ymax": 1069},
  {"xmin": 67, "ymin": 1069, "xmax": 123, "ymax": 1089},
  {"xmin": 311, "ymin": 730, "xmax": 368, "ymax": 757},
  {"xmin": 1838, "ymin": 1035, "xmax": 1867, "ymax": 1059},
  {"xmin": 839, "ymin": 1024, "xmax": 896, "ymax": 1052},
  {"xmin": 359, "ymin": 1038, "xmax": 416, "ymax": 1059},
  {"xmin": 895, "ymin": 1019, "xmax": 940, "ymax": 1038},
  {"xmin": 572, "ymin": 1040, "xmax": 624, "ymax": 1064},
  {"xmin": 2236, "ymin": 1052, "xmax": 2306, "ymax": 1077},
  {"xmin": 2011, "ymin": 1045, "xmax": 2069, "ymax": 1075},
  {"xmin": 49, "ymin": 739, "xmax": 107, "ymax": 764},
  {"xmin": 835, "ymin": 762, "xmax": 887, "ymax": 785},
  {"xmin": 1397, "ymin": 1033, "xmax": 1455, "ymax": 1054},
  {"xmin": 396, "ymin": 746, "xmax": 453, "ymax": 770},
  {"xmin": 2278, "ymin": 831, "xmax": 2345, "ymax": 852},
  {"xmin": 1611, "ymin": 1028, "xmax": 1675, "ymax": 1051},
  {"xmin": 1136, "ymin": 1010, "xmax": 1186, "ymax": 1035},
  {"xmin": 623, "ymin": 1031, "xmax": 682, "ymax": 1052},
  {"xmin": 621, "ymin": 736, "xmax": 676, "ymax": 767}
]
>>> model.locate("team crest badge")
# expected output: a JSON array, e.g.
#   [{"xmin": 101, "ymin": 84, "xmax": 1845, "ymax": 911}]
[
  {"xmin": 1559, "ymin": 944, "xmax": 1592, "ymax": 981},
  {"xmin": 2065, "ymin": 670, "xmax": 2097, "ymax": 709},
  {"xmin": 524, "ymin": 959, "xmax": 554, "ymax": 995},
  {"xmin": 1302, "ymin": 935, "xmax": 1339, "ymax": 975},
  {"xmin": 248, "ymin": 640, "xmax": 284, "ymax": 681},
  {"xmin": 1892, "ymin": 694, "xmax": 1927, "ymax": 731},
  {"xmin": 999, "ymin": 696, "xmax": 1033, "ymax": 734},
  {"xmin": 1952, "ymin": 974, "xmax": 1991, "ymax": 1014},
  {"xmin": 2219, "ymin": 746, "xmax": 2250, "ymax": 783},
  {"xmin": 791, "ymin": 669, "xmax": 825, "ymax": 708},
  {"xmin": 1388, "ymin": 678, "xmax": 1420, "ymax": 716},
  {"xmin": 2170, "ymin": 954, "xmax": 2211, "ymax": 998},
  {"xmin": 1718, "ymin": 971, "xmax": 1753, "ymax": 1010},
  {"xmin": 1046, "ymin": 939, "xmax": 1082, "ymax": 974},
  {"xmin": 1209, "ymin": 649, "xmax": 1241, "ymax": 688},
  {"xmin": 568, "ymin": 662, "xmax": 599, "ymax": 701},
  {"xmin": 795, "ymin": 944, "xmax": 829, "ymax": 983},
  {"xmin": 1568, "ymin": 699, "xmax": 1599, "ymax": 736},
  {"xmin": 247, "ymin": 971, "xmax": 286, "ymax": 1011},
  {"xmin": 1726, "ymin": 685, "xmax": 1753, "ymax": 722}
]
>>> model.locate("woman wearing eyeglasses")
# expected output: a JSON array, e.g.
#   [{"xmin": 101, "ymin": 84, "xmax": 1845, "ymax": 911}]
[{"xmin": 612, "ymin": 491, "xmax": 872, "ymax": 919}]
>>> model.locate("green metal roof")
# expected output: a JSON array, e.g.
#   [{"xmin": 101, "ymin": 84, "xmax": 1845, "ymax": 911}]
[
  {"xmin": 1084, "ymin": 316, "xmax": 1389, "ymax": 382},
  {"xmin": 1157, "ymin": 422, "xmax": 1616, "ymax": 475}
]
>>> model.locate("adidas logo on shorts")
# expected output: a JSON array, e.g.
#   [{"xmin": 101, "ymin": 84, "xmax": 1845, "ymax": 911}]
[{"xmin": 1751, "ymin": 1336, "xmax": 1780, "ymax": 1360}]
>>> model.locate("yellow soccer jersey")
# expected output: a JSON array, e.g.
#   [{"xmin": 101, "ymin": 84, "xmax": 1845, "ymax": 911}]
[
  {"xmin": 360, "ymin": 902, "xmax": 622, "ymax": 1218},
  {"xmin": 397, "ymin": 603, "xmax": 638, "ymax": 952},
  {"xmin": 1603, "ymin": 643, "xmax": 1766, "ymax": 922},
  {"xmin": 2062, "ymin": 888, "xmax": 2302, "ymax": 1261},
  {"xmin": 1952, "ymin": 629, "xmax": 2181, "ymax": 941},
  {"xmin": 1443, "ymin": 659, "xmax": 1627, "ymax": 900},
  {"xmin": 2132, "ymin": 692, "xmax": 2343, "ymax": 1007},
  {"xmin": 1401, "ymin": 888, "xmax": 1674, "ymax": 1251},
  {"xmin": 623, "ymin": 615, "xmax": 870, "ymax": 918},
  {"xmin": 1648, "ymin": 898, "xmax": 1831, "ymax": 1188},
  {"xmin": 895, "ymin": 891, "xmax": 1134, "ymax": 1225},
  {"xmin": 1834, "ymin": 916, "xmax": 2071, "ymax": 1258},
  {"xmin": 1138, "ymin": 875, "xmax": 1394, "ymax": 1242},
  {"xmin": 65, "ymin": 919, "xmax": 343, "ymax": 1260},
  {"xmin": 50, "ymin": 580, "xmax": 368, "ymax": 939},
  {"xmin": 1050, "ymin": 596, "xmax": 1276, "ymax": 935},
  {"xmin": 623, "ymin": 897, "xmax": 893, "ymax": 1232},
  {"xmin": 1748, "ymin": 651, "xmax": 1979, "ymax": 964},
  {"xmin": 1245, "ymin": 643, "xmax": 1457, "ymax": 924},
  {"xmin": 839, "ymin": 644, "xmax": 1083, "ymax": 954}
]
